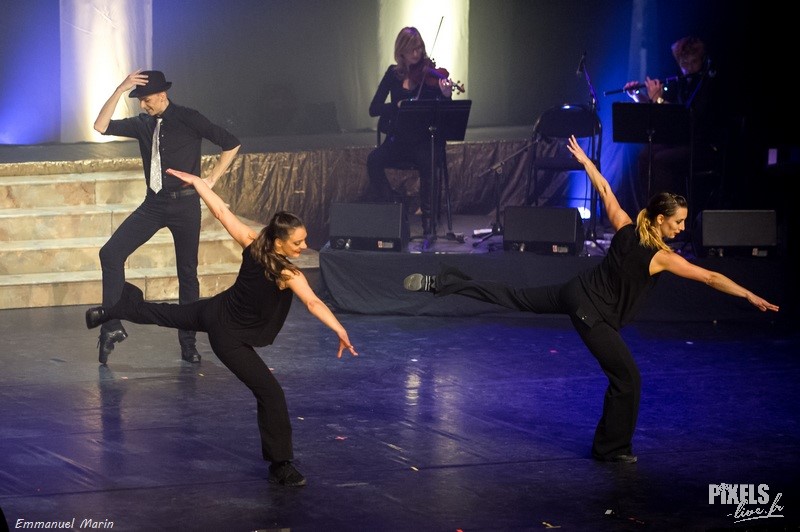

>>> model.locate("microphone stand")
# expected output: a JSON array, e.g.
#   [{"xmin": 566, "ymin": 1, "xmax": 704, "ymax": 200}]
[
  {"xmin": 578, "ymin": 57, "xmax": 601, "ymax": 245},
  {"xmin": 471, "ymin": 141, "xmax": 532, "ymax": 248}
]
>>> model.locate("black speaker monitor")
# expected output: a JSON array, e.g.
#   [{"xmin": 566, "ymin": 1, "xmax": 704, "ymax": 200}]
[
  {"xmin": 503, "ymin": 206, "xmax": 584, "ymax": 255},
  {"xmin": 699, "ymin": 210, "xmax": 777, "ymax": 257},
  {"xmin": 328, "ymin": 202, "xmax": 408, "ymax": 252}
]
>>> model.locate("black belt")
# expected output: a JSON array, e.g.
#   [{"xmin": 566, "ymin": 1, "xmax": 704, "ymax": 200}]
[{"xmin": 159, "ymin": 188, "xmax": 198, "ymax": 199}]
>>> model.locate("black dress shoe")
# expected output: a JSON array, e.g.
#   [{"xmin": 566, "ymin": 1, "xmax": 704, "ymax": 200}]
[
  {"xmin": 609, "ymin": 454, "xmax": 638, "ymax": 463},
  {"xmin": 269, "ymin": 461, "xmax": 307, "ymax": 487},
  {"xmin": 98, "ymin": 328, "xmax": 128, "ymax": 365},
  {"xmin": 181, "ymin": 346, "xmax": 201, "ymax": 363},
  {"xmin": 85, "ymin": 306, "xmax": 110, "ymax": 329}
]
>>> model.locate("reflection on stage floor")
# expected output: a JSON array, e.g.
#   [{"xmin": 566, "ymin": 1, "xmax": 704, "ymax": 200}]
[{"xmin": 0, "ymin": 268, "xmax": 797, "ymax": 531}]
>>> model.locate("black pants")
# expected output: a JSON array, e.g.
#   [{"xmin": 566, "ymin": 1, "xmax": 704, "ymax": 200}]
[
  {"xmin": 109, "ymin": 283, "xmax": 294, "ymax": 463},
  {"xmin": 99, "ymin": 193, "xmax": 200, "ymax": 349},
  {"xmin": 435, "ymin": 266, "xmax": 641, "ymax": 459},
  {"xmin": 366, "ymin": 138, "xmax": 433, "ymax": 222}
]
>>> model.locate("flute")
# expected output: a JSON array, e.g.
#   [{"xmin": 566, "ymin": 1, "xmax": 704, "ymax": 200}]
[{"xmin": 604, "ymin": 74, "xmax": 682, "ymax": 96}]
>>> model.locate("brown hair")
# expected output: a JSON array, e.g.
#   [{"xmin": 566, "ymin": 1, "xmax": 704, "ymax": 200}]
[{"xmin": 249, "ymin": 211, "xmax": 303, "ymax": 282}]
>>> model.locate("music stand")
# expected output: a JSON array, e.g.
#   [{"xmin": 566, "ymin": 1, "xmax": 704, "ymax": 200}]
[
  {"xmin": 395, "ymin": 99, "xmax": 471, "ymax": 244},
  {"xmin": 612, "ymin": 102, "xmax": 693, "ymax": 203}
]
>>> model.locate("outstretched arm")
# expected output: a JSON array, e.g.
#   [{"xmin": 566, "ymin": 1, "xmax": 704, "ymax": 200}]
[
  {"xmin": 285, "ymin": 270, "xmax": 358, "ymax": 359},
  {"xmin": 652, "ymin": 251, "xmax": 779, "ymax": 312},
  {"xmin": 566, "ymin": 136, "xmax": 632, "ymax": 231},
  {"xmin": 166, "ymin": 168, "xmax": 256, "ymax": 248}
]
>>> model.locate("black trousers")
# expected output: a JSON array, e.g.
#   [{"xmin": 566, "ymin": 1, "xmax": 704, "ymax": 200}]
[
  {"xmin": 366, "ymin": 138, "xmax": 433, "ymax": 221},
  {"xmin": 435, "ymin": 266, "xmax": 641, "ymax": 459},
  {"xmin": 99, "ymin": 192, "xmax": 200, "ymax": 349},
  {"xmin": 109, "ymin": 283, "xmax": 294, "ymax": 463}
]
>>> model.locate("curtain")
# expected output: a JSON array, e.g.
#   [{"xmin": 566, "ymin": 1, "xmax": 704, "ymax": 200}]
[{"xmin": 60, "ymin": 0, "xmax": 152, "ymax": 143}]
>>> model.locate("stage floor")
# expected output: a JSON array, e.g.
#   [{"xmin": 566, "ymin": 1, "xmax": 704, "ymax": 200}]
[
  {"xmin": 0, "ymin": 284, "xmax": 797, "ymax": 531},
  {"xmin": 2, "ymin": 129, "xmax": 797, "ymax": 531}
]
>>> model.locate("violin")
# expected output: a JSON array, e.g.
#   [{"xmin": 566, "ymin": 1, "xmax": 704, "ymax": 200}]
[{"xmin": 410, "ymin": 58, "xmax": 465, "ymax": 94}]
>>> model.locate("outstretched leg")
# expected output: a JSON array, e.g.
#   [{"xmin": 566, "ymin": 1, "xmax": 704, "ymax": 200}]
[
  {"xmin": 406, "ymin": 264, "xmax": 565, "ymax": 314},
  {"xmin": 405, "ymin": 265, "xmax": 640, "ymax": 461},
  {"xmin": 87, "ymin": 282, "xmax": 211, "ymax": 334}
]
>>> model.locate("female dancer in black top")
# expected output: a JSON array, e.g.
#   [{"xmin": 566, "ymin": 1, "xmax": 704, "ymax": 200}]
[
  {"xmin": 404, "ymin": 135, "xmax": 778, "ymax": 463},
  {"xmin": 86, "ymin": 168, "xmax": 358, "ymax": 487},
  {"xmin": 366, "ymin": 26, "xmax": 454, "ymax": 235}
]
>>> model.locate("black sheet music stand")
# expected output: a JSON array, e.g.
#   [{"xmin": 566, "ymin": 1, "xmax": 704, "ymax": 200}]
[
  {"xmin": 612, "ymin": 102, "xmax": 693, "ymax": 203},
  {"xmin": 394, "ymin": 99, "xmax": 471, "ymax": 244}
]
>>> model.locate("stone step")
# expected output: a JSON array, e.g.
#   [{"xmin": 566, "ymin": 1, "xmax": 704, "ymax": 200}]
[
  {"xmin": 0, "ymin": 230, "xmax": 243, "ymax": 275},
  {"xmin": 0, "ymin": 202, "xmax": 225, "ymax": 241},
  {"xmin": 0, "ymin": 264, "xmax": 240, "ymax": 310},
  {"xmin": 0, "ymin": 249, "xmax": 319, "ymax": 310},
  {"xmin": 0, "ymin": 170, "xmax": 144, "ymax": 208},
  {"xmin": 0, "ymin": 166, "xmax": 325, "ymax": 311}
]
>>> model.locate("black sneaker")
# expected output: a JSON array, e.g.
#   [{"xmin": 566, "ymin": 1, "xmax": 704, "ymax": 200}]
[
  {"xmin": 403, "ymin": 273, "xmax": 435, "ymax": 292},
  {"xmin": 269, "ymin": 461, "xmax": 307, "ymax": 487}
]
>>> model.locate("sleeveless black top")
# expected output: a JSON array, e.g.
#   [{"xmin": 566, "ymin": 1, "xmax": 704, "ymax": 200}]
[
  {"xmin": 220, "ymin": 245, "xmax": 294, "ymax": 346},
  {"xmin": 578, "ymin": 224, "xmax": 660, "ymax": 330}
]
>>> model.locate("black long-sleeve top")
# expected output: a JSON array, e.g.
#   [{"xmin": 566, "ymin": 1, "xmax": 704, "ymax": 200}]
[
  {"xmin": 369, "ymin": 65, "xmax": 451, "ymax": 139},
  {"xmin": 663, "ymin": 66, "xmax": 720, "ymax": 143}
]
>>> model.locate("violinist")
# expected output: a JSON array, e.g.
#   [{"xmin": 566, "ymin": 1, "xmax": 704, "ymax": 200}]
[
  {"xmin": 365, "ymin": 26, "xmax": 454, "ymax": 236},
  {"xmin": 622, "ymin": 36, "xmax": 722, "ymax": 212}
]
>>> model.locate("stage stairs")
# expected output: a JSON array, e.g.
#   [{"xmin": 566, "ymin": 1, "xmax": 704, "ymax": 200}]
[{"xmin": 0, "ymin": 169, "xmax": 257, "ymax": 310}]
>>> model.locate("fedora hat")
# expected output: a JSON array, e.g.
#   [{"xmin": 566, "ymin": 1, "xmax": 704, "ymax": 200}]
[{"xmin": 129, "ymin": 70, "xmax": 172, "ymax": 98}]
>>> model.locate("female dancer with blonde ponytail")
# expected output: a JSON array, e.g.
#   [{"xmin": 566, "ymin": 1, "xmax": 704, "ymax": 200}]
[
  {"xmin": 404, "ymin": 136, "xmax": 778, "ymax": 463},
  {"xmin": 85, "ymin": 168, "xmax": 357, "ymax": 487}
]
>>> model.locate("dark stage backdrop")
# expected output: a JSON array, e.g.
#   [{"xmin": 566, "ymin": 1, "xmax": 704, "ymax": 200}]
[
  {"xmin": 1, "ymin": 1, "xmax": 778, "ymax": 137},
  {"xmin": 151, "ymin": 1, "xmax": 763, "ymax": 135},
  {"xmin": 0, "ymin": 1, "xmax": 794, "ymax": 216}
]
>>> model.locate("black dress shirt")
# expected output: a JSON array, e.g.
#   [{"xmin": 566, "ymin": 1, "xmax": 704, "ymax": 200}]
[{"xmin": 105, "ymin": 101, "xmax": 240, "ymax": 192}]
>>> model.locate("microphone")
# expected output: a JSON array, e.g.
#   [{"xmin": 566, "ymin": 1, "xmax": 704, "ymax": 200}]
[{"xmin": 576, "ymin": 51, "xmax": 586, "ymax": 75}]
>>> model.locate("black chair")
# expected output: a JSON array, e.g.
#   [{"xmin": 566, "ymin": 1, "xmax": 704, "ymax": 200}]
[
  {"xmin": 526, "ymin": 103, "xmax": 602, "ymax": 238},
  {"xmin": 689, "ymin": 113, "xmax": 743, "ymax": 212}
]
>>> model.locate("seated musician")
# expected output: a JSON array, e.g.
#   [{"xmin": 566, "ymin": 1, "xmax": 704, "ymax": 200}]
[{"xmin": 365, "ymin": 26, "xmax": 454, "ymax": 236}]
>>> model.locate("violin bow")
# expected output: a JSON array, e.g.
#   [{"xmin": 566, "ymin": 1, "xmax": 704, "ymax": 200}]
[{"xmin": 415, "ymin": 17, "xmax": 445, "ymax": 100}]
